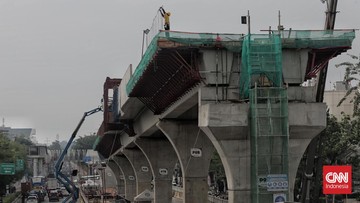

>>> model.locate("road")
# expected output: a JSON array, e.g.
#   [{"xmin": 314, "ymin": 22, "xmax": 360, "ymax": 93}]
[{"xmin": 41, "ymin": 196, "xmax": 69, "ymax": 203}]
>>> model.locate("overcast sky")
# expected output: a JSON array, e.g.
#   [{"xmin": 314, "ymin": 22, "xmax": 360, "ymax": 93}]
[{"xmin": 0, "ymin": 0, "xmax": 359, "ymax": 144}]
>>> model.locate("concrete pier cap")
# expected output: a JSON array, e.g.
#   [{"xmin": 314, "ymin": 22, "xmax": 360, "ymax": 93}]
[{"xmin": 199, "ymin": 101, "xmax": 326, "ymax": 202}]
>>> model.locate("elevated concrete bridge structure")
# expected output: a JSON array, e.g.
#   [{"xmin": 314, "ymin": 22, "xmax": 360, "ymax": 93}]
[{"xmin": 93, "ymin": 30, "xmax": 355, "ymax": 203}]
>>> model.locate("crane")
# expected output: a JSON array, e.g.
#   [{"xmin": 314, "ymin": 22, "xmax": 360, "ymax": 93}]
[
  {"xmin": 55, "ymin": 106, "xmax": 102, "ymax": 203},
  {"xmin": 300, "ymin": 1, "xmax": 338, "ymax": 202},
  {"xmin": 316, "ymin": 0, "xmax": 338, "ymax": 102}
]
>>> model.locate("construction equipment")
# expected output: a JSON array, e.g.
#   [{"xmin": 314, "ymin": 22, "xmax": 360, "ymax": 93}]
[
  {"xmin": 316, "ymin": 0, "xmax": 338, "ymax": 102},
  {"xmin": 55, "ymin": 106, "xmax": 102, "ymax": 203},
  {"xmin": 301, "ymin": 1, "xmax": 338, "ymax": 202}
]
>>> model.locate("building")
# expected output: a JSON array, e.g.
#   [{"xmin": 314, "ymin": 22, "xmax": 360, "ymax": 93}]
[
  {"xmin": 324, "ymin": 81, "xmax": 356, "ymax": 119},
  {"xmin": 27, "ymin": 145, "xmax": 50, "ymax": 177},
  {"xmin": 0, "ymin": 121, "xmax": 36, "ymax": 141}
]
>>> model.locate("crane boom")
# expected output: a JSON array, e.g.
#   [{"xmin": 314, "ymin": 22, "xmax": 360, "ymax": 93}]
[
  {"xmin": 55, "ymin": 106, "xmax": 102, "ymax": 203},
  {"xmin": 316, "ymin": 0, "xmax": 338, "ymax": 102},
  {"xmin": 301, "ymin": 1, "xmax": 338, "ymax": 202}
]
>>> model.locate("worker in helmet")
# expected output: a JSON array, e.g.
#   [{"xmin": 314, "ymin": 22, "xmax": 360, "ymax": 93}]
[{"xmin": 159, "ymin": 7, "xmax": 171, "ymax": 30}]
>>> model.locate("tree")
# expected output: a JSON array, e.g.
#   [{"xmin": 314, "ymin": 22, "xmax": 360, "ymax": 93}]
[
  {"xmin": 72, "ymin": 134, "xmax": 97, "ymax": 150},
  {"xmin": 321, "ymin": 114, "xmax": 360, "ymax": 165},
  {"xmin": 295, "ymin": 112, "xmax": 360, "ymax": 202},
  {"xmin": 48, "ymin": 140, "xmax": 62, "ymax": 150},
  {"xmin": 14, "ymin": 136, "xmax": 34, "ymax": 146},
  {"xmin": 336, "ymin": 54, "xmax": 360, "ymax": 117},
  {"xmin": 331, "ymin": 53, "xmax": 360, "ymax": 165},
  {"xmin": 209, "ymin": 151, "xmax": 226, "ymax": 194},
  {"xmin": 0, "ymin": 133, "xmax": 28, "ymax": 195}
]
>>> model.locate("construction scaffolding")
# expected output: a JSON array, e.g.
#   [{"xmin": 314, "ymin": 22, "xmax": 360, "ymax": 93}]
[
  {"xmin": 240, "ymin": 34, "xmax": 289, "ymax": 203},
  {"xmin": 250, "ymin": 87, "xmax": 289, "ymax": 203},
  {"xmin": 240, "ymin": 34, "xmax": 283, "ymax": 99}
]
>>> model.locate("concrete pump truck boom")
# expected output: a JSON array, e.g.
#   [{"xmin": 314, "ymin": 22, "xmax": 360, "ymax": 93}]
[{"xmin": 55, "ymin": 106, "xmax": 102, "ymax": 203}]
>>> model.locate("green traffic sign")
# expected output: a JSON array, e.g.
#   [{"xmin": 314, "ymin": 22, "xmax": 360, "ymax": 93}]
[
  {"xmin": 16, "ymin": 159, "xmax": 24, "ymax": 171},
  {"xmin": 0, "ymin": 163, "xmax": 15, "ymax": 175}
]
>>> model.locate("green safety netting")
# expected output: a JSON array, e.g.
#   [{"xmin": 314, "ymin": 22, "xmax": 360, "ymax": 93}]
[
  {"xmin": 239, "ymin": 33, "xmax": 289, "ymax": 203},
  {"xmin": 250, "ymin": 87, "xmax": 289, "ymax": 203},
  {"xmin": 92, "ymin": 136, "xmax": 101, "ymax": 150},
  {"xmin": 126, "ymin": 30, "xmax": 355, "ymax": 97},
  {"xmin": 240, "ymin": 34, "xmax": 283, "ymax": 99},
  {"xmin": 126, "ymin": 31, "xmax": 245, "ymax": 96},
  {"xmin": 274, "ymin": 29, "xmax": 355, "ymax": 48}
]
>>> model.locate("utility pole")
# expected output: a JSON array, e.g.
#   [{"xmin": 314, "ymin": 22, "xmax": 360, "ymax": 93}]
[{"xmin": 247, "ymin": 10, "xmax": 251, "ymax": 35}]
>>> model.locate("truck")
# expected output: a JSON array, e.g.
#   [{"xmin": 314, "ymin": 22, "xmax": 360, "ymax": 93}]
[
  {"xmin": 47, "ymin": 178, "xmax": 58, "ymax": 192},
  {"xmin": 31, "ymin": 176, "xmax": 45, "ymax": 187},
  {"xmin": 31, "ymin": 176, "xmax": 46, "ymax": 202},
  {"xmin": 21, "ymin": 181, "xmax": 32, "ymax": 197}
]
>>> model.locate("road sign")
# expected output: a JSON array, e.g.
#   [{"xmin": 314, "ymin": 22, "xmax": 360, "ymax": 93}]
[
  {"xmin": 0, "ymin": 163, "xmax": 15, "ymax": 175},
  {"xmin": 16, "ymin": 159, "xmax": 24, "ymax": 171},
  {"xmin": 190, "ymin": 148, "xmax": 202, "ymax": 157},
  {"xmin": 159, "ymin": 168, "xmax": 168, "ymax": 175},
  {"xmin": 267, "ymin": 174, "xmax": 288, "ymax": 192},
  {"xmin": 258, "ymin": 175, "xmax": 268, "ymax": 189},
  {"xmin": 83, "ymin": 156, "xmax": 91, "ymax": 163},
  {"xmin": 141, "ymin": 166, "xmax": 149, "ymax": 172},
  {"xmin": 273, "ymin": 193, "xmax": 287, "ymax": 203}
]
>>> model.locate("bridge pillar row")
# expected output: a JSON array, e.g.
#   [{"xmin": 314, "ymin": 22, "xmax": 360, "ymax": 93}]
[
  {"xmin": 107, "ymin": 160, "xmax": 125, "ymax": 196},
  {"xmin": 112, "ymin": 155, "xmax": 137, "ymax": 202},
  {"xmin": 157, "ymin": 120, "xmax": 215, "ymax": 203},
  {"xmin": 123, "ymin": 148, "xmax": 153, "ymax": 194},
  {"xmin": 135, "ymin": 137, "xmax": 177, "ymax": 203}
]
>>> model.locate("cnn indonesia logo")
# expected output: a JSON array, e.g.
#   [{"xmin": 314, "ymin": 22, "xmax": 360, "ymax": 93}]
[{"xmin": 323, "ymin": 165, "xmax": 352, "ymax": 194}]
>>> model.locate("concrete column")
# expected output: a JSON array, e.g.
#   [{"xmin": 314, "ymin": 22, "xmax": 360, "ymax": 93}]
[
  {"xmin": 199, "ymin": 103, "xmax": 251, "ymax": 203},
  {"xmin": 157, "ymin": 120, "xmax": 215, "ymax": 203},
  {"xmin": 38, "ymin": 159, "xmax": 43, "ymax": 176},
  {"xmin": 287, "ymin": 103, "xmax": 327, "ymax": 201},
  {"xmin": 108, "ymin": 160, "xmax": 125, "ymax": 196},
  {"xmin": 112, "ymin": 155, "xmax": 137, "ymax": 202},
  {"xmin": 199, "ymin": 102, "xmax": 327, "ymax": 203},
  {"xmin": 123, "ymin": 148, "xmax": 152, "ymax": 194},
  {"xmin": 135, "ymin": 137, "xmax": 177, "ymax": 203},
  {"xmin": 33, "ymin": 158, "xmax": 38, "ymax": 177}
]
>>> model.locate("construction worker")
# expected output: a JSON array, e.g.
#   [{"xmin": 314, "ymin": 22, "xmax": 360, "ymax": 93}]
[{"xmin": 159, "ymin": 7, "xmax": 170, "ymax": 30}]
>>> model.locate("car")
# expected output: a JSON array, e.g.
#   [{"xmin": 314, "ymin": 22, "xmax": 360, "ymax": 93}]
[
  {"xmin": 28, "ymin": 191, "xmax": 38, "ymax": 197},
  {"xmin": 29, "ymin": 189, "xmax": 44, "ymax": 202},
  {"xmin": 56, "ymin": 188, "xmax": 63, "ymax": 198},
  {"xmin": 26, "ymin": 199, "xmax": 38, "ymax": 203},
  {"xmin": 115, "ymin": 195, "xmax": 130, "ymax": 203},
  {"xmin": 26, "ymin": 195, "xmax": 39, "ymax": 203},
  {"xmin": 27, "ymin": 193, "xmax": 39, "ymax": 200},
  {"xmin": 61, "ymin": 188, "xmax": 70, "ymax": 197},
  {"xmin": 48, "ymin": 190, "xmax": 59, "ymax": 202}
]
